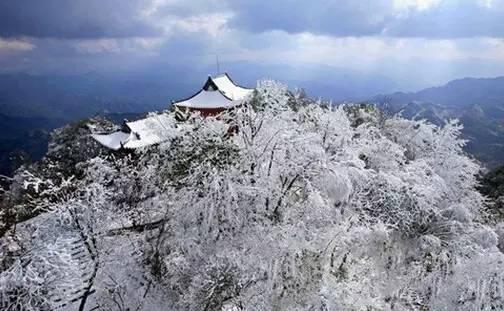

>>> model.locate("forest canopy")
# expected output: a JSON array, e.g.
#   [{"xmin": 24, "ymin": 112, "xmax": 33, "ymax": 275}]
[{"xmin": 0, "ymin": 80, "xmax": 502, "ymax": 310}]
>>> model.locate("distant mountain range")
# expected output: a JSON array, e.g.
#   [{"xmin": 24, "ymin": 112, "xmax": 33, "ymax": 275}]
[
  {"xmin": 0, "ymin": 113, "xmax": 61, "ymax": 176},
  {"xmin": 0, "ymin": 73, "xmax": 199, "ymax": 120},
  {"xmin": 372, "ymin": 77, "xmax": 504, "ymax": 168},
  {"xmin": 0, "ymin": 73, "xmax": 503, "ymax": 175},
  {"xmin": 0, "ymin": 72, "xmax": 191, "ymax": 175}
]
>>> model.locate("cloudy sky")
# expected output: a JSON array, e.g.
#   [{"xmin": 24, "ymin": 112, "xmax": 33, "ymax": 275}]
[{"xmin": 1, "ymin": 0, "xmax": 504, "ymax": 93}]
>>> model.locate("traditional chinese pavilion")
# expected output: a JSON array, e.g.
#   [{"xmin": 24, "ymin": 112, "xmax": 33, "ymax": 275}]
[
  {"xmin": 92, "ymin": 73, "xmax": 253, "ymax": 150},
  {"xmin": 173, "ymin": 73, "xmax": 253, "ymax": 117}
]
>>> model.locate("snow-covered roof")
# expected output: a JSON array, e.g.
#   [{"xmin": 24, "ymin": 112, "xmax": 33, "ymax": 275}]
[
  {"xmin": 93, "ymin": 131, "xmax": 131, "ymax": 150},
  {"xmin": 173, "ymin": 73, "xmax": 253, "ymax": 110},
  {"xmin": 93, "ymin": 73, "xmax": 253, "ymax": 150},
  {"xmin": 92, "ymin": 113, "xmax": 176, "ymax": 150},
  {"xmin": 212, "ymin": 73, "xmax": 254, "ymax": 100},
  {"xmin": 173, "ymin": 89, "xmax": 242, "ymax": 109},
  {"xmin": 125, "ymin": 113, "xmax": 176, "ymax": 148}
]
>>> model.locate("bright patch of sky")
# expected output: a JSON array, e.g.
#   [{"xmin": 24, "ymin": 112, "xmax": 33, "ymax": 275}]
[
  {"xmin": 0, "ymin": 38, "xmax": 35, "ymax": 51},
  {"xmin": 394, "ymin": 0, "xmax": 441, "ymax": 11}
]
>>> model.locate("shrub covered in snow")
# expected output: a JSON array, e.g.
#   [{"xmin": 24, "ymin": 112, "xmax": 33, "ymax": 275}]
[{"xmin": 0, "ymin": 80, "xmax": 502, "ymax": 310}]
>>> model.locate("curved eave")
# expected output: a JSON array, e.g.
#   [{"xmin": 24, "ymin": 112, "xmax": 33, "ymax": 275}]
[
  {"xmin": 174, "ymin": 101, "xmax": 242, "ymax": 110},
  {"xmin": 172, "ymin": 88, "xmax": 240, "ymax": 109},
  {"xmin": 218, "ymin": 72, "xmax": 254, "ymax": 91}
]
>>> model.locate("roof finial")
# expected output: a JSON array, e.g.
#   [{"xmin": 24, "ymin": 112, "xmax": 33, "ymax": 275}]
[{"xmin": 215, "ymin": 54, "xmax": 220, "ymax": 76}]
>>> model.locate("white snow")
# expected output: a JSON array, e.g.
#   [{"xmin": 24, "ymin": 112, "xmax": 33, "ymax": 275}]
[
  {"xmin": 123, "ymin": 113, "xmax": 175, "ymax": 148},
  {"xmin": 174, "ymin": 89, "xmax": 242, "ymax": 109},
  {"xmin": 4, "ymin": 79, "xmax": 503, "ymax": 311},
  {"xmin": 92, "ymin": 131, "xmax": 130, "ymax": 150},
  {"xmin": 212, "ymin": 74, "xmax": 254, "ymax": 100},
  {"xmin": 92, "ymin": 113, "xmax": 176, "ymax": 150}
]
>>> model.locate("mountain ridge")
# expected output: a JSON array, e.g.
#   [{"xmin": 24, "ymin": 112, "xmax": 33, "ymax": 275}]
[{"xmin": 371, "ymin": 76, "xmax": 504, "ymax": 168}]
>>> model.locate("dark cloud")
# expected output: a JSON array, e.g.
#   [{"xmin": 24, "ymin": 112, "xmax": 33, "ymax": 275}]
[
  {"xmin": 2, "ymin": 0, "xmax": 504, "ymax": 40},
  {"xmin": 1, "ymin": 0, "xmax": 504, "ymax": 90},
  {"xmin": 225, "ymin": 0, "xmax": 504, "ymax": 39},
  {"xmin": 0, "ymin": 0, "xmax": 160, "ymax": 39},
  {"xmin": 0, "ymin": 31, "xmax": 218, "ymax": 75},
  {"xmin": 150, "ymin": 0, "xmax": 226, "ymax": 18},
  {"xmin": 226, "ymin": 0, "xmax": 393, "ymax": 36}
]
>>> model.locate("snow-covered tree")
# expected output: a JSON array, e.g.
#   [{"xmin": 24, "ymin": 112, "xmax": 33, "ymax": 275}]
[{"xmin": 1, "ymin": 79, "xmax": 501, "ymax": 310}]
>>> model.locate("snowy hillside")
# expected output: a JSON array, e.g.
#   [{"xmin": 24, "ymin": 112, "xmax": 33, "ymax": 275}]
[{"xmin": 1, "ymin": 80, "xmax": 503, "ymax": 310}]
